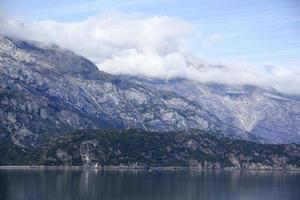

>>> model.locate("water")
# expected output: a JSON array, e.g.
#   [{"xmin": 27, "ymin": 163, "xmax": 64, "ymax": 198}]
[{"xmin": 0, "ymin": 169, "xmax": 299, "ymax": 200}]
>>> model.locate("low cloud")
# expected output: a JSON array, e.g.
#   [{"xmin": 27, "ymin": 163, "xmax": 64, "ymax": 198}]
[{"xmin": 0, "ymin": 12, "xmax": 299, "ymax": 95}]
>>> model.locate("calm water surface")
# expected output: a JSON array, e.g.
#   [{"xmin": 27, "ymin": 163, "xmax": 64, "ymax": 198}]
[{"xmin": 0, "ymin": 169, "xmax": 299, "ymax": 200}]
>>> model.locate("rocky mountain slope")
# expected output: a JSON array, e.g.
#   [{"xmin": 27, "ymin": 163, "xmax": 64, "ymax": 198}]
[
  {"xmin": 0, "ymin": 35, "xmax": 251, "ymax": 147},
  {"xmin": 124, "ymin": 76, "xmax": 300, "ymax": 144},
  {"xmin": 1, "ymin": 129, "xmax": 299, "ymax": 170}
]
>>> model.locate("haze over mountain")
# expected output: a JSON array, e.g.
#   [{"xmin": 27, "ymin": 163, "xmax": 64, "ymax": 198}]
[{"xmin": 1, "ymin": 10, "xmax": 299, "ymax": 95}]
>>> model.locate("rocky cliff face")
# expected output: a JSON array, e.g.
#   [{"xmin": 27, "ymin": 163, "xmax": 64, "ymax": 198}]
[
  {"xmin": 0, "ymin": 35, "xmax": 251, "ymax": 147},
  {"xmin": 1, "ymin": 129, "xmax": 299, "ymax": 170},
  {"xmin": 124, "ymin": 77, "xmax": 300, "ymax": 144}
]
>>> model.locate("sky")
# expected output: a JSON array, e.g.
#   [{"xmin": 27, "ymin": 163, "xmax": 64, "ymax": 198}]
[{"xmin": 1, "ymin": 0, "xmax": 300, "ymax": 94}]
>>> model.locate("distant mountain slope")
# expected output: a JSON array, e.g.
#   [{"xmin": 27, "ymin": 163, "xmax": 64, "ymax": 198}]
[
  {"xmin": 0, "ymin": 35, "xmax": 250, "ymax": 147},
  {"xmin": 122, "ymin": 76, "xmax": 300, "ymax": 144},
  {"xmin": 1, "ymin": 129, "xmax": 299, "ymax": 170}
]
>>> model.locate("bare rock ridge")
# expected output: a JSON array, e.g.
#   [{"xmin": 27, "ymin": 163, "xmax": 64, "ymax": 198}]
[
  {"xmin": 10, "ymin": 38, "xmax": 106, "ymax": 80},
  {"xmin": 121, "ymin": 75, "xmax": 300, "ymax": 144},
  {"xmin": 0, "ymin": 34, "xmax": 253, "ymax": 147}
]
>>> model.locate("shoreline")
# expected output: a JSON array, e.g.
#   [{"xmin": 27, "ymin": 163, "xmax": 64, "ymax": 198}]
[{"xmin": 0, "ymin": 165, "xmax": 299, "ymax": 171}]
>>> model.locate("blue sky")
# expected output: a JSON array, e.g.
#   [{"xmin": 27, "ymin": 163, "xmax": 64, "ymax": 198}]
[{"xmin": 2, "ymin": 0, "xmax": 300, "ymax": 66}]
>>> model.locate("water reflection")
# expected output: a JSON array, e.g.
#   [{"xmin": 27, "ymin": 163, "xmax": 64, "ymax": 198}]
[{"xmin": 0, "ymin": 169, "xmax": 299, "ymax": 200}]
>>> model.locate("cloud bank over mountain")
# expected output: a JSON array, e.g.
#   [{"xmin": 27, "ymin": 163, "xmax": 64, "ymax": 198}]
[{"xmin": 1, "ymin": 12, "xmax": 299, "ymax": 95}]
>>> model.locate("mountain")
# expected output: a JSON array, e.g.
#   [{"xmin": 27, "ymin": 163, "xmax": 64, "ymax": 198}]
[
  {"xmin": 1, "ymin": 129, "xmax": 299, "ymax": 170},
  {"xmin": 1, "ymin": 34, "xmax": 299, "ymax": 147},
  {"xmin": 0, "ymin": 35, "xmax": 252, "ymax": 147},
  {"xmin": 122, "ymin": 76, "xmax": 300, "ymax": 144}
]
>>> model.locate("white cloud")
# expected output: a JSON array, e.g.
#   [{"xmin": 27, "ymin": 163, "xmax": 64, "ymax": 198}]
[
  {"xmin": 184, "ymin": 61, "xmax": 300, "ymax": 95},
  {"xmin": 0, "ymin": 13, "xmax": 192, "ymax": 60},
  {"xmin": 0, "ymin": 12, "xmax": 299, "ymax": 95}
]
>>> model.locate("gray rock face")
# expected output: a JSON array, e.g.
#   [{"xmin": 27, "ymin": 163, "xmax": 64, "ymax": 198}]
[
  {"xmin": 124, "ymin": 77, "xmax": 300, "ymax": 144},
  {"xmin": 0, "ymin": 35, "xmax": 250, "ymax": 147},
  {"xmin": 80, "ymin": 140, "xmax": 103, "ymax": 167}
]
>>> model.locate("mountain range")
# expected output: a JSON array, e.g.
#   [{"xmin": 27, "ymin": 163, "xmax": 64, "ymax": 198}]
[
  {"xmin": 0, "ymin": 34, "xmax": 300, "ymax": 150},
  {"xmin": 123, "ymin": 76, "xmax": 300, "ymax": 144}
]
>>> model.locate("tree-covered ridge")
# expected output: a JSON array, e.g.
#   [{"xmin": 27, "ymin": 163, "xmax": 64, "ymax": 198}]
[{"xmin": 1, "ymin": 129, "xmax": 299, "ymax": 170}]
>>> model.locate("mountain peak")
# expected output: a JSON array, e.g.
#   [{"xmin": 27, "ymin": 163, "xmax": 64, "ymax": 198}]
[{"xmin": 0, "ymin": 34, "xmax": 108, "ymax": 80}]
